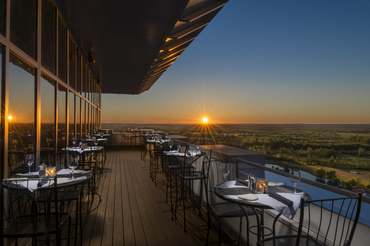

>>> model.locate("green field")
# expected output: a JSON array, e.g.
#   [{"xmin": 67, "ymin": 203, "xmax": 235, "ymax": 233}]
[{"xmin": 103, "ymin": 123, "xmax": 370, "ymax": 190}]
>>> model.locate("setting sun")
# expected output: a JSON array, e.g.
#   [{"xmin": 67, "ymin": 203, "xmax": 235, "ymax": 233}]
[
  {"xmin": 7, "ymin": 114, "xmax": 13, "ymax": 122},
  {"xmin": 201, "ymin": 116, "xmax": 209, "ymax": 125}
]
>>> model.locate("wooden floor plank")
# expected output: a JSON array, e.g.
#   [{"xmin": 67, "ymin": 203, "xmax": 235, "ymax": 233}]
[
  {"xmin": 120, "ymin": 151, "xmax": 136, "ymax": 245},
  {"xmin": 89, "ymin": 153, "xmax": 114, "ymax": 246},
  {"xmin": 113, "ymin": 153, "xmax": 124, "ymax": 245},
  {"xmin": 83, "ymin": 149, "xmax": 200, "ymax": 246}
]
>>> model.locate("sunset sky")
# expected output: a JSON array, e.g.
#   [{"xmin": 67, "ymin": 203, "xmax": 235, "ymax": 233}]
[{"xmin": 102, "ymin": 0, "xmax": 370, "ymax": 124}]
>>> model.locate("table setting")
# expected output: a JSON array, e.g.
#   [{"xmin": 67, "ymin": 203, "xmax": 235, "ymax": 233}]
[
  {"xmin": 64, "ymin": 145, "xmax": 104, "ymax": 155},
  {"xmin": 4, "ymin": 165, "xmax": 92, "ymax": 193},
  {"xmin": 215, "ymin": 177, "xmax": 305, "ymax": 219}
]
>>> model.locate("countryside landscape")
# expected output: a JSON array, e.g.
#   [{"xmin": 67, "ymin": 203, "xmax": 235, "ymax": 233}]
[{"xmin": 104, "ymin": 123, "xmax": 370, "ymax": 191}]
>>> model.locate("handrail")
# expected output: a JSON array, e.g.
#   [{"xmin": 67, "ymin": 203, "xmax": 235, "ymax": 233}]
[
  {"xmin": 233, "ymin": 157, "xmax": 370, "ymax": 204},
  {"xmin": 146, "ymin": 136, "xmax": 370, "ymax": 204}
]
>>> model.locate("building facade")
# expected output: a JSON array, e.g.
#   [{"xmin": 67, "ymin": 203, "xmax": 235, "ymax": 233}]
[{"xmin": 0, "ymin": 0, "xmax": 102, "ymax": 178}]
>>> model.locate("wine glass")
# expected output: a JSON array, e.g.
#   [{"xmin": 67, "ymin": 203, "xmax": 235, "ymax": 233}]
[
  {"xmin": 25, "ymin": 154, "xmax": 34, "ymax": 175},
  {"xmin": 69, "ymin": 155, "xmax": 79, "ymax": 179},
  {"xmin": 223, "ymin": 167, "xmax": 230, "ymax": 181},
  {"xmin": 292, "ymin": 170, "xmax": 302, "ymax": 193},
  {"xmin": 72, "ymin": 138, "xmax": 77, "ymax": 147}
]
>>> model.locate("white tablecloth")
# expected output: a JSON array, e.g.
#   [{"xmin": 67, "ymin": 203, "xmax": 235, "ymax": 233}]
[
  {"xmin": 163, "ymin": 150, "xmax": 201, "ymax": 157},
  {"xmin": 5, "ymin": 176, "xmax": 88, "ymax": 192},
  {"xmin": 16, "ymin": 169, "xmax": 91, "ymax": 177},
  {"xmin": 64, "ymin": 146, "xmax": 104, "ymax": 154},
  {"xmin": 225, "ymin": 192, "xmax": 304, "ymax": 218}
]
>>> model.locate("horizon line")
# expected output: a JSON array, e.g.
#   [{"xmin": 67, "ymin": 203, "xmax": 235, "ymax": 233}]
[{"xmin": 101, "ymin": 122, "xmax": 370, "ymax": 125}]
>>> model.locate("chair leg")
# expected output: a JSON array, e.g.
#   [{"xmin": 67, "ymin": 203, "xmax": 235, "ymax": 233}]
[
  {"xmin": 205, "ymin": 207, "xmax": 210, "ymax": 246},
  {"xmin": 174, "ymin": 172, "xmax": 178, "ymax": 220},
  {"xmin": 74, "ymin": 200, "xmax": 79, "ymax": 246},
  {"xmin": 170, "ymin": 170, "xmax": 174, "ymax": 221},
  {"xmin": 79, "ymin": 197, "xmax": 83, "ymax": 246},
  {"xmin": 237, "ymin": 217, "xmax": 242, "ymax": 246},
  {"xmin": 218, "ymin": 224, "xmax": 222, "ymax": 246},
  {"xmin": 182, "ymin": 179, "xmax": 186, "ymax": 232},
  {"xmin": 68, "ymin": 216, "xmax": 72, "ymax": 246},
  {"xmin": 56, "ymin": 231, "xmax": 61, "ymax": 246}
]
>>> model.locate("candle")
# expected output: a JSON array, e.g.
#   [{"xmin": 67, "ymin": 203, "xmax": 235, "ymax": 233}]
[
  {"xmin": 256, "ymin": 179, "xmax": 268, "ymax": 193},
  {"xmin": 46, "ymin": 167, "xmax": 57, "ymax": 177}
]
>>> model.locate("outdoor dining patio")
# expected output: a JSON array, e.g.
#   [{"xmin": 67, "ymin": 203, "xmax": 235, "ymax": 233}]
[{"xmin": 1, "ymin": 131, "xmax": 367, "ymax": 246}]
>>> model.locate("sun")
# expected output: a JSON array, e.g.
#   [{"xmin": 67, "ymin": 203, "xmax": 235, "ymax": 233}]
[{"xmin": 201, "ymin": 116, "xmax": 209, "ymax": 125}]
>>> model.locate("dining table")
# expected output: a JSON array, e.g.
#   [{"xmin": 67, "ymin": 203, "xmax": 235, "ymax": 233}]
[
  {"xmin": 63, "ymin": 145, "xmax": 104, "ymax": 155},
  {"xmin": 3, "ymin": 168, "xmax": 92, "ymax": 193},
  {"xmin": 214, "ymin": 179, "xmax": 305, "ymax": 241}
]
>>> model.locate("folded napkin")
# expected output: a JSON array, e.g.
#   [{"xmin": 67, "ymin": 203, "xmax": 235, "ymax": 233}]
[
  {"xmin": 236, "ymin": 179, "xmax": 250, "ymax": 188},
  {"xmin": 268, "ymin": 191, "xmax": 293, "ymax": 208},
  {"xmin": 57, "ymin": 169, "xmax": 90, "ymax": 175},
  {"xmin": 218, "ymin": 180, "xmax": 247, "ymax": 189},
  {"xmin": 16, "ymin": 171, "xmax": 40, "ymax": 177},
  {"xmin": 225, "ymin": 192, "xmax": 304, "ymax": 218}
]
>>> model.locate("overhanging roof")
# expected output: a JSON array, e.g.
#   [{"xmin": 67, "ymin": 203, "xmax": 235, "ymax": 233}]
[{"xmin": 56, "ymin": 0, "xmax": 228, "ymax": 94}]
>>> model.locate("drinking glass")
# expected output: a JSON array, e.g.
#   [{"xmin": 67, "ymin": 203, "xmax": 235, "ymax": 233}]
[
  {"xmin": 25, "ymin": 154, "xmax": 34, "ymax": 175},
  {"xmin": 292, "ymin": 170, "xmax": 302, "ymax": 193},
  {"xmin": 69, "ymin": 155, "xmax": 79, "ymax": 178},
  {"xmin": 223, "ymin": 167, "xmax": 230, "ymax": 181}
]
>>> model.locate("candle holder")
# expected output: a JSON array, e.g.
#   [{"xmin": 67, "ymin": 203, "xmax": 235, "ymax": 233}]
[
  {"xmin": 45, "ymin": 167, "xmax": 57, "ymax": 177},
  {"xmin": 256, "ymin": 179, "xmax": 268, "ymax": 193}
]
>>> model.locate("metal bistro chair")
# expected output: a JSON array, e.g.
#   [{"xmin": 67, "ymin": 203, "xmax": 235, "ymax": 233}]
[
  {"xmin": 149, "ymin": 143, "xmax": 163, "ymax": 185},
  {"xmin": 258, "ymin": 194, "xmax": 362, "ymax": 246},
  {"xmin": 177, "ymin": 148, "xmax": 210, "ymax": 232},
  {"xmin": 1, "ymin": 176, "xmax": 72, "ymax": 246},
  {"xmin": 211, "ymin": 175, "xmax": 262, "ymax": 246}
]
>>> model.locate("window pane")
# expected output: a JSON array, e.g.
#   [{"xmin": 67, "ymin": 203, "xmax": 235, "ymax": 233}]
[
  {"xmin": 86, "ymin": 104, "xmax": 89, "ymax": 134},
  {"xmin": 40, "ymin": 76, "xmax": 55, "ymax": 164},
  {"xmin": 8, "ymin": 56, "xmax": 35, "ymax": 174},
  {"xmin": 58, "ymin": 16, "xmax": 67, "ymax": 81},
  {"xmin": 57, "ymin": 84, "xmax": 66, "ymax": 149},
  {"xmin": 0, "ymin": 46, "xmax": 3, "ymax": 172},
  {"xmin": 68, "ymin": 91, "xmax": 75, "ymax": 143},
  {"xmin": 81, "ymin": 100, "xmax": 85, "ymax": 137},
  {"xmin": 76, "ymin": 96, "xmax": 80, "ymax": 139},
  {"xmin": 10, "ymin": 0, "xmax": 37, "ymax": 58},
  {"xmin": 83, "ymin": 62, "xmax": 87, "ymax": 98},
  {"xmin": 41, "ymin": 0, "xmax": 56, "ymax": 73},
  {"xmin": 69, "ymin": 38, "xmax": 76, "ymax": 89},
  {"xmin": 77, "ymin": 51, "xmax": 81, "ymax": 93},
  {"xmin": 0, "ymin": 0, "xmax": 5, "ymax": 35}
]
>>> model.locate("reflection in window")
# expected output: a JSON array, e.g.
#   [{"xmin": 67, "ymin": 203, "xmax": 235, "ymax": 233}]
[
  {"xmin": 8, "ymin": 55, "xmax": 35, "ymax": 174},
  {"xmin": 10, "ymin": 0, "xmax": 37, "ymax": 58},
  {"xmin": 77, "ymin": 51, "xmax": 81, "ymax": 93},
  {"xmin": 58, "ymin": 15, "xmax": 67, "ymax": 81},
  {"xmin": 42, "ymin": 0, "xmax": 57, "ymax": 73},
  {"xmin": 76, "ymin": 96, "xmax": 81, "ymax": 139},
  {"xmin": 87, "ymin": 104, "xmax": 90, "ymax": 134},
  {"xmin": 0, "ymin": 0, "xmax": 5, "ymax": 35},
  {"xmin": 69, "ymin": 38, "xmax": 76, "ymax": 89},
  {"xmin": 40, "ymin": 76, "xmax": 55, "ymax": 164},
  {"xmin": 81, "ymin": 100, "xmax": 84, "ymax": 137},
  {"xmin": 68, "ymin": 91, "xmax": 75, "ymax": 144},
  {"xmin": 57, "ymin": 84, "xmax": 66, "ymax": 149},
  {"xmin": 0, "ymin": 46, "xmax": 3, "ymax": 169}
]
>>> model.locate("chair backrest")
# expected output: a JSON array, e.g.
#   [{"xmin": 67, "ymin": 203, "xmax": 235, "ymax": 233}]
[
  {"xmin": 296, "ymin": 194, "xmax": 362, "ymax": 246},
  {"xmin": 1, "ymin": 176, "xmax": 59, "ymax": 238}
]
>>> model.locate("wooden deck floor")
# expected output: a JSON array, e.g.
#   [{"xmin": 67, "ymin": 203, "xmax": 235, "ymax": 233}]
[{"xmin": 82, "ymin": 149, "xmax": 201, "ymax": 246}]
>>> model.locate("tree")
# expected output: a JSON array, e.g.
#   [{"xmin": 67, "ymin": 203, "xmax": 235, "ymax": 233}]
[
  {"xmin": 358, "ymin": 147, "xmax": 365, "ymax": 157},
  {"xmin": 326, "ymin": 170, "xmax": 337, "ymax": 180},
  {"xmin": 316, "ymin": 168, "xmax": 326, "ymax": 179}
]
